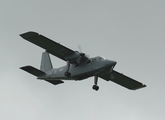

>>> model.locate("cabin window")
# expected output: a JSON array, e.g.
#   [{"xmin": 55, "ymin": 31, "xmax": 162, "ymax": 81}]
[
  {"xmin": 86, "ymin": 59, "xmax": 91, "ymax": 64},
  {"xmin": 92, "ymin": 58, "xmax": 97, "ymax": 62}
]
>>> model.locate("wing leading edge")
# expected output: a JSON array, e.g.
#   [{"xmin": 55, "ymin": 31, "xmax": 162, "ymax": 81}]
[{"xmin": 99, "ymin": 70, "xmax": 146, "ymax": 90}]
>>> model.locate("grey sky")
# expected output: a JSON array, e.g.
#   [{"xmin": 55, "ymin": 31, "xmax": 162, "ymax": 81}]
[{"xmin": 0, "ymin": 0, "xmax": 165, "ymax": 120}]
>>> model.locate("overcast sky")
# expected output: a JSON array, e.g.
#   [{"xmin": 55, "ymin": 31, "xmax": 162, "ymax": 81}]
[{"xmin": 0, "ymin": 0, "xmax": 165, "ymax": 120}]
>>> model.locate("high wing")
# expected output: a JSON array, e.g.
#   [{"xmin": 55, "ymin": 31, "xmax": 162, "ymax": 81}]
[
  {"xmin": 99, "ymin": 70, "xmax": 146, "ymax": 90},
  {"xmin": 20, "ymin": 31, "xmax": 88, "ymax": 64},
  {"xmin": 20, "ymin": 31, "xmax": 73, "ymax": 61}
]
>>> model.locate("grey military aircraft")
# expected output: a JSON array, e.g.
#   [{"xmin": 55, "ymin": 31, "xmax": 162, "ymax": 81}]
[{"xmin": 20, "ymin": 31, "xmax": 146, "ymax": 91}]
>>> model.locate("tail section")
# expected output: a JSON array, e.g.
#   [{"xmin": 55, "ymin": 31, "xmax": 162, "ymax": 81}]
[
  {"xmin": 20, "ymin": 66, "xmax": 45, "ymax": 77},
  {"xmin": 40, "ymin": 52, "xmax": 53, "ymax": 72}
]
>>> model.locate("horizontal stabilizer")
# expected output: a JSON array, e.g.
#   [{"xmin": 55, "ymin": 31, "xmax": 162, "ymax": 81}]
[
  {"xmin": 45, "ymin": 80, "xmax": 64, "ymax": 85},
  {"xmin": 20, "ymin": 66, "xmax": 45, "ymax": 77}
]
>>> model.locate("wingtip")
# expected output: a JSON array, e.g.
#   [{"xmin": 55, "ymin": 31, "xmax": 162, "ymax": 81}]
[
  {"xmin": 132, "ymin": 84, "xmax": 146, "ymax": 90},
  {"xmin": 20, "ymin": 31, "xmax": 39, "ymax": 39},
  {"xmin": 143, "ymin": 84, "xmax": 147, "ymax": 88}
]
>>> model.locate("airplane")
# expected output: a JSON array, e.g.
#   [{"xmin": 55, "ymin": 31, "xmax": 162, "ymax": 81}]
[{"xmin": 20, "ymin": 31, "xmax": 146, "ymax": 91}]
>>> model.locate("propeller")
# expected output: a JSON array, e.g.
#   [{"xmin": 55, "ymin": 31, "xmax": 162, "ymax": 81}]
[
  {"xmin": 78, "ymin": 45, "xmax": 90, "ymax": 58},
  {"xmin": 78, "ymin": 45, "xmax": 82, "ymax": 53}
]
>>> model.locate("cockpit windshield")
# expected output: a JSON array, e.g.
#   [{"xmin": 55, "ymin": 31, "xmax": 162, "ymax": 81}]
[
  {"xmin": 86, "ymin": 56, "xmax": 106, "ymax": 64},
  {"xmin": 97, "ymin": 56, "xmax": 106, "ymax": 61}
]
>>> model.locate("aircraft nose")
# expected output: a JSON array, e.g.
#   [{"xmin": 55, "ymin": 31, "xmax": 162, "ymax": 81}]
[
  {"xmin": 111, "ymin": 60, "xmax": 117, "ymax": 66},
  {"xmin": 107, "ymin": 60, "xmax": 117, "ymax": 67},
  {"xmin": 112, "ymin": 61, "xmax": 117, "ymax": 66}
]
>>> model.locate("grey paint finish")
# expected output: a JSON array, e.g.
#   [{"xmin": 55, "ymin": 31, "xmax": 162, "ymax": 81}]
[
  {"xmin": 39, "ymin": 56, "xmax": 116, "ymax": 80},
  {"xmin": 40, "ymin": 52, "xmax": 53, "ymax": 72},
  {"xmin": 1, "ymin": 1, "xmax": 164, "ymax": 119},
  {"xmin": 20, "ymin": 31, "xmax": 146, "ymax": 90}
]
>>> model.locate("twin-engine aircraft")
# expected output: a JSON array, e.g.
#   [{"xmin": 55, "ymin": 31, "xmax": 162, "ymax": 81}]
[{"xmin": 20, "ymin": 31, "xmax": 146, "ymax": 91}]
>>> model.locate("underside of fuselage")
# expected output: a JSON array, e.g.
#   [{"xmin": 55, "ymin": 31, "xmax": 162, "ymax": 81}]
[
  {"xmin": 39, "ymin": 67, "xmax": 106, "ymax": 81},
  {"xmin": 38, "ymin": 61, "xmax": 113, "ymax": 81}
]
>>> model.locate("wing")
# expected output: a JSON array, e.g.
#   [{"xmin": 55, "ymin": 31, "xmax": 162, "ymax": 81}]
[
  {"xmin": 20, "ymin": 31, "xmax": 75, "ymax": 61},
  {"xmin": 99, "ymin": 70, "xmax": 146, "ymax": 90}
]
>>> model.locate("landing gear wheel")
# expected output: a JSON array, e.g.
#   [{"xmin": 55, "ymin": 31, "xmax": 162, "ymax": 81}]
[
  {"xmin": 92, "ymin": 85, "xmax": 99, "ymax": 91},
  {"xmin": 64, "ymin": 71, "xmax": 71, "ymax": 77}
]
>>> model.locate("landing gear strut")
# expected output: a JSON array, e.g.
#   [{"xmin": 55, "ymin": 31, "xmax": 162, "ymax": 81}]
[
  {"xmin": 92, "ymin": 76, "xmax": 99, "ymax": 91},
  {"xmin": 64, "ymin": 61, "xmax": 71, "ymax": 77}
]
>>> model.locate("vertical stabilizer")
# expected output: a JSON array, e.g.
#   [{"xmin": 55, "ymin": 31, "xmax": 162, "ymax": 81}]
[{"xmin": 40, "ymin": 52, "xmax": 53, "ymax": 72}]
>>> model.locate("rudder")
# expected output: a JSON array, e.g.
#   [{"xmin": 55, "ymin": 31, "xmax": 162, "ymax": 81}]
[{"xmin": 40, "ymin": 52, "xmax": 53, "ymax": 72}]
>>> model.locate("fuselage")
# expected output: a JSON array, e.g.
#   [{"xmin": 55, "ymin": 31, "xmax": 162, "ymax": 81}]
[{"xmin": 38, "ymin": 56, "xmax": 117, "ymax": 81}]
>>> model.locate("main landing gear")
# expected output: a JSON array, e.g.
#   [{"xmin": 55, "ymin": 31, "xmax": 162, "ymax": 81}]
[
  {"xmin": 64, "ymin": 61, "xmax": 71, "ymax": 77},
  {"xmin": 92, "ymin": 76, "xmax": 99, "ymax": 91},
  {"xmin": 64, "ymin": 71, "xmax": 71, "ymax": 77}
]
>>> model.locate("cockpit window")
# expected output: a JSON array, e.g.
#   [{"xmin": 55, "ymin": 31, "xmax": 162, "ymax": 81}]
[
  {"xmin": 86, "ymin": 56, "xmax": 106, "ymax": 64},
  {"xmin": 98, "ymin": 56, "xmax": 106, "ymax": 61},
  {"xmin": 86, "ymin": 59, "xmax": 91, "ymax": 64},
  {"xmin": 98, "ymin": 57, "xmax": 103, "ymax": 60}
]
